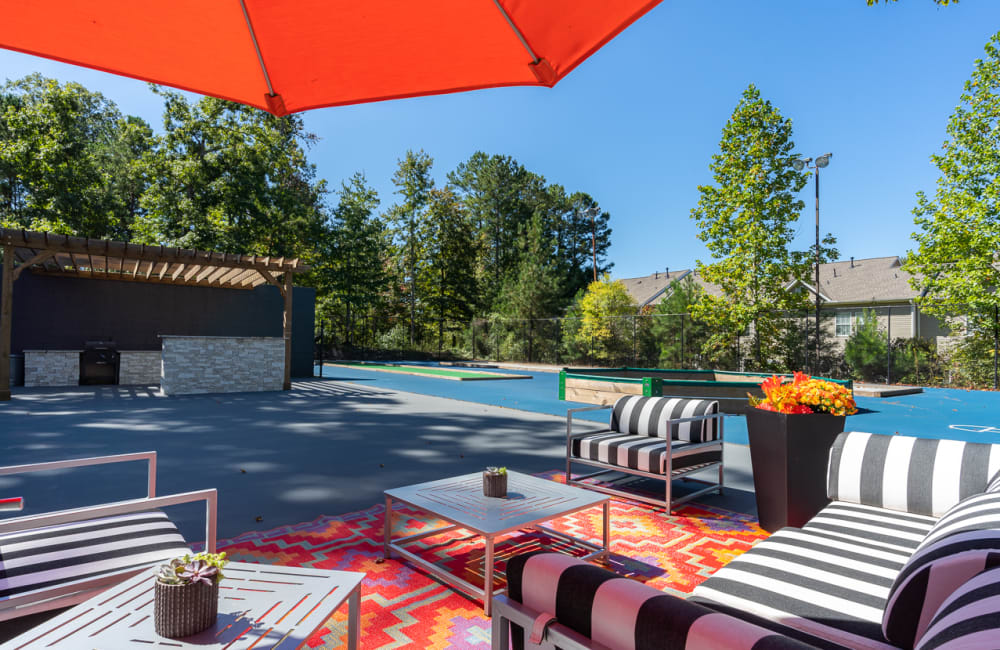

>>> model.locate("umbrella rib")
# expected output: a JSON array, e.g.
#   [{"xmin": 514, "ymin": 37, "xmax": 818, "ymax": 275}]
[
  {"xmin": 490, "ymin": 0, "xmax": 540, "ymax": 63},
  {"xmin": 239, "ymin": 0, "xmax": 277, "ymax": 97}
]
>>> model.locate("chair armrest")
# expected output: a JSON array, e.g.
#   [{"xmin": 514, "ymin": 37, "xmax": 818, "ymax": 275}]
[
  {"xmin": 0, "ymin": 489, "xmax": 218, "ymax": 552},
  {"xmin": 0, "ymin": 452, "xmax": 158, "ymax": 498},
  {"xmin": 566, "ymin": 405, "xmax": 612, "ymax": 440}
]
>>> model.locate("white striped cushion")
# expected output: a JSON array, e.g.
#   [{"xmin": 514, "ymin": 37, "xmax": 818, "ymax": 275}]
[
  {"xmin": 827, "ymin": 432, "xmax": 1000, "ymax": 516},
  {"xmin": 691, "ymin": 526, "xmax": 902, "ymax": 650},
  {"xmin": 803, "ymin": 501, "xmax": 937, "ymax": 555},
  {"xmin": 506, "ymin": 551, "xmax": 817, "ymax": 650},
  {"xmin": 610, "ymin": 396, "xmax": 720, "ymax": 443},
  {"xmin": 915, "ymin": 566, "xmax": 1000, "ymax": 649},
  {"xmin": 883, "ymin": 492, "xmax": 1000, "ymax": 648},
  {"xmin": 571, "ymin": 432, "xmax": 722, "ymax": 475},
  {"xmin": 0, "ymin": 510, "xmax": 190, "ymax": 600},
  {"xmin": 988, "ymin": 470, "xmax": 1000, "ymax": 494}
]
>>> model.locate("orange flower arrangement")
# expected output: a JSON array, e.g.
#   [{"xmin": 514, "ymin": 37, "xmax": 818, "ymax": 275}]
[{"xmin": 749, "ymin": 371, "xmax": 857, "ymax": 416}]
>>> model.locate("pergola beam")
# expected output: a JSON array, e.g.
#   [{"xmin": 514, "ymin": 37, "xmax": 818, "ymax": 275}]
[{"xmin": 0, "ymin": 229, "xmax": 304, "ymax": 273}]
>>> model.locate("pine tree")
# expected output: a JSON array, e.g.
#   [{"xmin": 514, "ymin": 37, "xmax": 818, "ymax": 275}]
[
  {"xmin": 321, "ymin": 173, "xmax": 387, "ymax": 346},
  {"xmin": 387, "ymin": 149, "xmax": 434, "ymax": 346},
  {"xmin": 422, "ymin": 187, "xmax": 477, "ymax": 349}
]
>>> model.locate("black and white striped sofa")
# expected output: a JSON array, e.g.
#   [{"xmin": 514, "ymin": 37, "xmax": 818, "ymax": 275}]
[
  {"xmin": 495, "ymin": 431, "xmax": 1000, "ymax": 649},
  {"xmin": 566, "ymin": 396, "xmax": 725, "ymax": 512}
]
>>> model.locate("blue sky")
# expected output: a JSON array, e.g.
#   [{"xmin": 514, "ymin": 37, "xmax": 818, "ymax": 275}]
[{"xmin": 1, "ymin": 1, "xmax": 997, "ymax": 279}]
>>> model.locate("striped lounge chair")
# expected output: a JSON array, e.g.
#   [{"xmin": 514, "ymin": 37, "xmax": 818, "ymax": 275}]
[
  {"xmin": 0, "ymin": 452, "xmax": 217, "ymax": 621},
  {"xmin": 497, "ymin": 431, "xmax": 1000, "ymax": 649},
  {"xmin": 565, "ymin": 395, "xmax": 724, "ymax": 512}
]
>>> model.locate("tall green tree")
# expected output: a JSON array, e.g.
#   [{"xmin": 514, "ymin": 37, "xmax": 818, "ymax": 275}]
[
  {"xmin": 387, "ymin": 149, "xmax": 434, "ymax": 346},
  {"xmin": 0, "ymin": 74, "xmax": 154, "ymax": 239},
  {"xmin": 422, "ymin": 186, "xmax": 477, "ymax": 347},
  {"xmin": 496, "ymin": 214, "xmax": 563, "ymax": 320},
  {"xmin": 690, "ymin": 84, "xmax": 817, "ymax": 370},
  {"xmin": 136, "ymin": 90, "xmax": 327, "ymax": 260},
  {"xmin": 447, "ymin": 152, "xmax": 545, "ymax": 310},
  {"xmin": 904, "ymin": 32, "xmax": 1000, "ymax": 342},
  {"xmin": 320, "ymin": 173, "xmax": 388, "ymax": 345}
]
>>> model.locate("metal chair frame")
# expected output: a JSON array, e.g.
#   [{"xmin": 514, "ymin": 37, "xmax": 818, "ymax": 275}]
[
  {"xmin": 0, "ymin": 452, "xmax": 217, "ymax": 621},
  {"xmin": 565, "ymin": 403, "xmax": 725, "ymax": 512},
  {"xmin": 491, "ymin": 593, "xmax": 608, "ymax": 650}
]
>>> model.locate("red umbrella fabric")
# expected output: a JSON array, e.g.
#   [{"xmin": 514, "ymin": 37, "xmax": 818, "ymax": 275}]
[{"xmin": 2, "ymin": 0, "xmax": 662, "ymax": 115}]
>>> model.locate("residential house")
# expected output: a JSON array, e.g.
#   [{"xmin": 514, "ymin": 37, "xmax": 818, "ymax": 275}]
[{"xmin": 619, "ymin": 256, "xmax": 951, "ymax": 349}]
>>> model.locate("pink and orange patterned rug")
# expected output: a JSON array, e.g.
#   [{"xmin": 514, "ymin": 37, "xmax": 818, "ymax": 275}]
[{"xmin": 214, "ymin": 471, "xmax": 768, "ymax": 649}]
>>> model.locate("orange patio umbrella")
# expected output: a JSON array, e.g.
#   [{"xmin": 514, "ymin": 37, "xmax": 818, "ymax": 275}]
[{"xmin": 2, "ymin": 0, "xmax": 663, "ymax": 115}]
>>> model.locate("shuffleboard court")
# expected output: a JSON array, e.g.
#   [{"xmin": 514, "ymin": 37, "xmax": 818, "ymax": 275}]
[
  {"xmin": 316, "ymin": 361, "xmax": 1000, "ymax": 446},
  {"xmin": 328, "ymin": 362, "xmax": 531, "ymax": 381}
]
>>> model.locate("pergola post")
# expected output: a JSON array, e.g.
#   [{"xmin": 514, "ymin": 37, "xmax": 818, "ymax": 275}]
[
  {"xmin": 0, "ymin": 245, "xmax": 13, "ymax": 401},
  {"xmin": 283, "ymin": 271, "xmax": 293, "ymax": 390}
]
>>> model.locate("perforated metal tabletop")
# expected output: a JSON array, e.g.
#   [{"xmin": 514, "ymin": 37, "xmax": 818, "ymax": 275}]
[{"xmin": 1, "ymin": 562, "xmax": 362, "ymax": 649}]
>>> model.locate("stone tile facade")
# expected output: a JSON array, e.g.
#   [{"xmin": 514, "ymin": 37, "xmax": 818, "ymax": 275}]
[
  {"xmin": 24, "ymin": 350, "xmax": 80, "ymax": 387},
  {"xmin": 119, "ymin": 351, "xmax": 162, "ymax": 386},
  {"xmin": 160, "ymin": 336, "xmax": 284, "ymax": 396}
]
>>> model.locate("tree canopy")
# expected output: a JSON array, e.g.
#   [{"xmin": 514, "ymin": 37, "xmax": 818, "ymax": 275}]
[
  {"xmin": 690, "ymin": 84, "xmax": 818, "ymax": 370},
  {"xmin": 904, "ymin": 32, "xmax": 1000, "ymax": 328}
]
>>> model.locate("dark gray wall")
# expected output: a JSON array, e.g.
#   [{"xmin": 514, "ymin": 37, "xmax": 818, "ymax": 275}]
[{"xmin": 3, "ymin": 269, "xmax": 315, "ymax": 377}]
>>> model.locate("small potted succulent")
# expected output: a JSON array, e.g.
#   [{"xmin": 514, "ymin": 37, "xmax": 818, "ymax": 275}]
[
  {"xmin": 154, "ymin": 552, "xmax": 228, "ymax": 638},
  {"xmin": 483, "ymin": 466, "xmax": 507, "ymax": 498}
]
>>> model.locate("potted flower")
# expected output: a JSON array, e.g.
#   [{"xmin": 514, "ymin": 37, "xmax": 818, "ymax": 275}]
[
  {"xmin": 154, "ymin": 552, "xmax": 228, "ymax": 638},
  {"xmin": 483, "ymin": 466, "xmax": 508, "ymax": 498},
  {"xmin": 746, "ymin": 372, "xmax": 857, "ymax": 532}
]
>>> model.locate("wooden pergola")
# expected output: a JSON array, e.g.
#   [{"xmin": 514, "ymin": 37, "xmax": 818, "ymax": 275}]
[{"xmin": 0, "ymin": 228, "xmax": 310, "ymax": 400}]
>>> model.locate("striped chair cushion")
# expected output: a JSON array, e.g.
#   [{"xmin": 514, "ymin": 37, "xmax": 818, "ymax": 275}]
[
  {"xmin": 827, "ymin": 431, "xmax": 1000, "ymax": 517},
  {"xmin": 571, "ymin": 432, "xmax": 722, "ymax": 475},
  {"xmin": 882, "ymin": 492, "xmax": 1000, "ymax": 648},
  {"xmin": 0, "ymin": 510, "xmax": 190, "ymax": 600},
  {"xmin": 988, "ymin": 470, "xmax": 1000, "ymax": 493},
  {"xmin": 691, "ymin": 526, "xmax": 908, "ymax": 650},
  {"xmin": 610, "ymin": 396, "xmax": 720, "ymax": 443},
  {"xmin": 506, "ymin": 551, "xmax": 816, "ymax": 650},
  {"xmin": 915, "ymin": 566, "xmax": 1000, "ymax": 649},
  {"xmin": 803, "ymin": 501, "xmax": 937, "ymax": 555}
]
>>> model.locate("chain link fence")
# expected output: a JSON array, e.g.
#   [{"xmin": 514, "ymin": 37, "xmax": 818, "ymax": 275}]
[{"xmin": 315, "ymin": 307, "xmax": 998, "ymax": 388}]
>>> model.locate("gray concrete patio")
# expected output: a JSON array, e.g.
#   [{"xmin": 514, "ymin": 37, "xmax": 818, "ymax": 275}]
[{"xmin": 0, "ymin": 378, "xmax": 757, "ymax": 543}]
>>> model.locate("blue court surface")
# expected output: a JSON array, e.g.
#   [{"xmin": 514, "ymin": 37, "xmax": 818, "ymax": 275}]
[{"xmin": 317, "ymin": 363, "xmax": 1000, "ymax": 446}]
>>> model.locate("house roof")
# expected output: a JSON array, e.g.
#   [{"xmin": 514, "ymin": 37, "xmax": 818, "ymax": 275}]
[
  {"xmin": 801, "ymin": 256, "xmax": 919, "ymax": 303},
  {"xmin": 618, "ymin": 270, "xmax": 691, "ymax": 307},
  {"xmin": 618, "ymin": 256, "xmax": 920, "ymax": 308}
]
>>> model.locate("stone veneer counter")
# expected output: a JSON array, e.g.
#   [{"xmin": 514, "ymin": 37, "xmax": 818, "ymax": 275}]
[
  {"xmin": 159, "ymin": 336, "xmax": 284, "ymax": 396},
  {"xmin": 118, "ymin": 351, "xmax": 162, "ymax": 386},
  {"xmin": 23, "ymin": 350, "xmax": 81, "ymax": 387}
]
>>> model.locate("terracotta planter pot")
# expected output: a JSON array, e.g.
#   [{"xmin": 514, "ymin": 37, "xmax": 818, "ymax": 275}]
[
  {"xmin": 746, "ymin": 408, "xmax": 845, "ymax": 533},
  {"xmin": 154, "ymin": 580, "xmax": 219, "ymax": 638},
  {"xmin": 483, "ymin": 472, "xmax": 507, "ymax": 498}
]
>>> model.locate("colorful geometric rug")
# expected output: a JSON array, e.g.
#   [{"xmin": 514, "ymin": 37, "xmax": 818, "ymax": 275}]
[{"xmin": 213, "ymin": 471, "xmax": 768, "ymax": 649}]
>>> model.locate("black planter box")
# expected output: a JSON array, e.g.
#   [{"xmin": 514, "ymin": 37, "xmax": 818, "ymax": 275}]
[{"xmin": 746, "ymin": 408, "xmax": 845, "ymax": 533}]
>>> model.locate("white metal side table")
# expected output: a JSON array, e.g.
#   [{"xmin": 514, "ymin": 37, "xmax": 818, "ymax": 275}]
[
  {"xmin": 383, "ymin": 471, "xmax": 610, "ymax": 616},
  {"xmin": 0, "ymin": 562, "xmax": 363, "ymax": 649}
]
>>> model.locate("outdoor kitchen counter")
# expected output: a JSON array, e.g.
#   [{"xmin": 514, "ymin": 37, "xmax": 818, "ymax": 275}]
[
  {"xmin": 159, "ymin": 335, "xmax": 284, "ymax": 396},
  {"xmin": 23, "ymin": 350, "xmax": 81, "ymax": 387}
]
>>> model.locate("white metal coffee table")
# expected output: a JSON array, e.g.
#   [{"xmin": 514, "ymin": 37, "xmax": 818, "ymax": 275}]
[
  {"xmin": 0, "ymin": 562, "xmax": 363, "ymax": 649},
  {"xmin": 383, "ymin": 471, "xmax": 610, "ymax": 616}
]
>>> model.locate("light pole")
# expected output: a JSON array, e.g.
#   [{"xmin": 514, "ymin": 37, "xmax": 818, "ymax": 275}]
[{"xmin": 792, "ymin": 153, "xmax": 832, "ymax": 375}]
